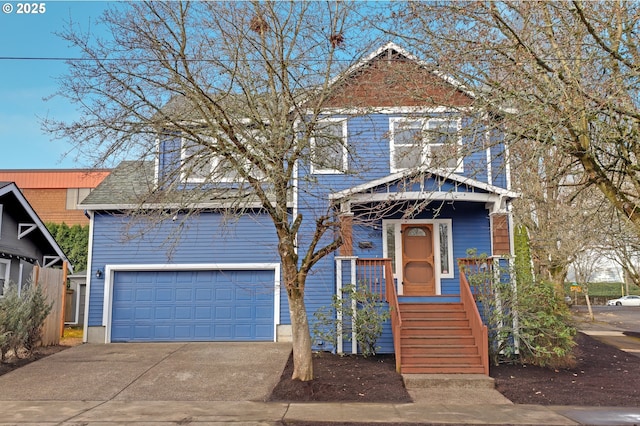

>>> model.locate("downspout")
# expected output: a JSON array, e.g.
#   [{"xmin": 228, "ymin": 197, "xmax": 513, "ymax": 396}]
[{"xmin": 507, "ymin": 200, "xmax": 519, "ymax": 354}]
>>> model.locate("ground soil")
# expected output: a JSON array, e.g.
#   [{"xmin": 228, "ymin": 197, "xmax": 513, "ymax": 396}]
[
  {"xmin": 270, "ymin": 332, "xmax": 640, "ymax": 406},
  {"xmin": 0, "ymin": 339, "xmax": 76, "ymax": 377},
  {"xmin": 269, "ymin": 352, "xmax": 412, "ymax": 403}
]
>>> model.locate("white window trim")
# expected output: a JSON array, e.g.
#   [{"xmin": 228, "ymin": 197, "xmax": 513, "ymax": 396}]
[
  {"xmin": 382, "ymin": 219, "xmax": 454, "ymax": 296},
  {"xmin": 389, "ymin": 117, "xmax": 463, "ymax": 174},
  {"xmin": 181, "ymin": 136, "xmax": 225, "ymax": 184},
  {"xmin": 0, "ymin": 258, "xmax": 10, "ymax": 297},
  {"xmin": 101, "ymin": 262, "xmax": 281, "ymax": 343},
  {"xmin": 310, "ymin": 118, "xmax": 348, "ymax": 175},
  {"xmin": 181, "ymin": 136, "xmax": 264, "ymax": 184}
]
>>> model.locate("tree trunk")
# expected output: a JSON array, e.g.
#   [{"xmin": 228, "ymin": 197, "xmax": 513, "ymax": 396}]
[
  {"xmin": 288, "ymin": 292, "xmax": 314, "ymax": 381},
  {"xmin": 584, "ymin": 293, "xmax": 594, "ymax": 321}
]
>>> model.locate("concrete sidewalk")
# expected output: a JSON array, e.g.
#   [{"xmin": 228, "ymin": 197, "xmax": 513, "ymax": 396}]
[
  {"xmin": 0, "ymin": 340, "xmax": 639, "ymax": 424},
  {"xmin": 3, "ymin": 398, "xmax": 640, "ymax": 425}
]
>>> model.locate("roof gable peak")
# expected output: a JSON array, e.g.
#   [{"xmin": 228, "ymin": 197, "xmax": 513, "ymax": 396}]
[{"xmin": 322, "ymin": 42, "xmax": 474, "ymax": 108}]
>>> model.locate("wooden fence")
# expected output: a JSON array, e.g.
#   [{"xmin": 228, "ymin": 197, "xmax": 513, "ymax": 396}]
[{"xmin": 32, "ymin": 263, "xmax": 68, "ymax": 346}]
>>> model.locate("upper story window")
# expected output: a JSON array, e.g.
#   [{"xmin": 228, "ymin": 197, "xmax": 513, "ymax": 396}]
[
  {"xmin": 390, "ymin": 117, "xmax": 462, "ymax": 173},
  {"xmin": 181, "ymin": 137, "xmax": 261, "ymax": 183},
  {"xmin": 311, "ymin": 119, "xmax": 348, "ymax": 174}
]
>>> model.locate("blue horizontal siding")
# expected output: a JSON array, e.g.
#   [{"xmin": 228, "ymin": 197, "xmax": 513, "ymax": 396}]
[{"xmin": 88, "ymin": 211, "xmax": 280, "ymax": 327}]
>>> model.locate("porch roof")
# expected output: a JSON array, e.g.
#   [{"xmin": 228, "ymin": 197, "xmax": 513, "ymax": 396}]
[{"xmin": 328, "ymin": 167, "xmax": 519, "ymax": 212}]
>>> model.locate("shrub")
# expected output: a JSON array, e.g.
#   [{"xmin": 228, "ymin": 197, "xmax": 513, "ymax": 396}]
[
  {"xmin": 22, "ymin": 284, "xmax": 52, "ymax": 353},
  {"xmin": 516, "ymin": 279, "xmax": 576, "ymax": 368},
  {"xmin": 464, "ymin": 239, "xmax": 576, "ymax": 368},
  {"xmin": 0, "ymin": 283, "xmax": 52, "ymax": 361},
  {"xmin": 313, "ymin": 283, "xmax": 390, "ymax": 357}
]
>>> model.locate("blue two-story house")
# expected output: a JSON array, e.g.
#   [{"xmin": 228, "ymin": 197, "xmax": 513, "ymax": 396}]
[{"xmin": 80, "ymin": 43, "xmax": 517, "ymax": 374}]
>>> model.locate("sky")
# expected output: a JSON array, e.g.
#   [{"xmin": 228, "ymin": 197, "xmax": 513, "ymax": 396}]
[{"xmin": 0, "ymin": 1, "xmax": 112, "ymax": 169}]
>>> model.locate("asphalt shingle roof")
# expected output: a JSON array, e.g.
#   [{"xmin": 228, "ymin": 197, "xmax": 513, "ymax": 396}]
[{"xmin": 79, "ymin": 161, "xmax": 156, "ymax": 207}]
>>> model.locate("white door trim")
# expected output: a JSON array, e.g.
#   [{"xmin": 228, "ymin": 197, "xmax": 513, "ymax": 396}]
[{"xmin": 382, "ymin": 219, "xmax": 453, "ymax": 296}]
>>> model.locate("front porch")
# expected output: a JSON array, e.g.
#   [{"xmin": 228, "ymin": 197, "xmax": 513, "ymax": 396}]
[{"xmin": 335, "ymin": 257, "xmax": 489, "ymax": 375}]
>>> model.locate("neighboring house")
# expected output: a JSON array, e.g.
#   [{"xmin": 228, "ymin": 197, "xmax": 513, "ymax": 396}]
[
  {"xmin": 0, "ymin": 170, "xmax": 109, "ymax": 327},
  {"xmin": 0, "ymin": 170, "xmax": 109, "ymax": 225},
  {"xmin": 80, "ymin": 43, "xmax": 517, "ymax": 374},
  {"xmin": 0, "ymin": 182, "xmax": 72, "ymax": 295},
  {"xmin": 66, "ymin": 271, "xmax": 87, "ymax": 326}
]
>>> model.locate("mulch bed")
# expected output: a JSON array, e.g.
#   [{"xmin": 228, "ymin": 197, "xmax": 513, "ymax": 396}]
[
  {"xmin": 491, "ymin": 332, "xmax": 640, "ymax": 406},
  {"xmin": 270, "ymin": 332, "xmax": 640, "ymax": 406},
  {"xmin": 269, "ymin": 351, "xmax": 412, "ymax": 403},
  {"xmin": 0, "ymin": 345, "xmax": 69, "ymax": 377}
]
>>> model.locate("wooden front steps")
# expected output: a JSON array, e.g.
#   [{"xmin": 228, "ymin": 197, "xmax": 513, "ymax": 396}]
[{"xmin": 398, "ymin": 302, "xmax": 485, "ymax": 374}]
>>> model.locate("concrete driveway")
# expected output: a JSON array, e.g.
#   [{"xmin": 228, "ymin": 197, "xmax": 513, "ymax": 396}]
[{"xmin": 0, "ymin": 342, "xmax": 292, "ymax": 402}]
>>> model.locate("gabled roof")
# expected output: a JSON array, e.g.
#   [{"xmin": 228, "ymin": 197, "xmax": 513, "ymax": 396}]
[
  {"xmin": 0, "ymin": 182, "xmax": 73, "ymax": 272},
  {"xmin": 79, "ymin": 161, "xmax": 292, "ymax": 210},
  {"xmin": 336, "ymin": 42, "xmax": 475, "ymax": 99},
  {"xmin": 79, "ymin": 161, "xmax": 156, "ymax": 208},
  {"xmin": 319, "ymin": 42, "xmax": 475, "ymax": 109},
  {"xmin": 329, "ymin": 167, "xmax": 518, "ymax": 211}
]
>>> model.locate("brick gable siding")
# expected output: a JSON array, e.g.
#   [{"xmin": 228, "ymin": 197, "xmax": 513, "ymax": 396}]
[{"xmin": 21, "ymin": 188, "xmax": 89, "ymax": 225}]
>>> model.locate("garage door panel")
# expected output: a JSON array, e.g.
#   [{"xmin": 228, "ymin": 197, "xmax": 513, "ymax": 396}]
[
  {"xmin": 111, "ymin": 269, "xmax": 274, "ymax": 342},
  {"xmin": 176, "ymin": 289, "xmax": 192, "ymax": 301},
  {"xmin": 156, "ymin": 288, "xmax": 172, "ymax": 301}
]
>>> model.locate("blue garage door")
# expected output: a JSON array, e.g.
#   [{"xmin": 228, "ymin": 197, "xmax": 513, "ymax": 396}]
[{"xmin": 111, "ymin": 269, "xmax": 274, "ymax": 342}]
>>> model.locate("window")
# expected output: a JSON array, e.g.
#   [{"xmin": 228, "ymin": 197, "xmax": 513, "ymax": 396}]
[
  {"xmin": 439, "ymin": 223, "xmax": 451, "ymax": 276},
  {"xmin": 311, "ymin": 119, "xmax": 348, "ymax": 174},
  {"xmin": 181, "ymin": 137, "xmax": 257, "ymax": 183},
  {"xmin": 0, "ymin": 259, "xmax": 10, "ymax": 297},
  {"xmin": 390, "ymin": 117, "xmax": 462, "ymax": 173},
  {"xmin": 182, "ymin": 138, "xmax": 215, "ymax": 182}
]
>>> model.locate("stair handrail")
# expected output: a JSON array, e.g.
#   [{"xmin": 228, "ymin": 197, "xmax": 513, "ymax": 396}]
[
  {"xmin": 458, "ymin": 260, "xmax": 489, "ymax": 375},
  {"xmin": 383, "ymin": 259, "xmax": 402, "ymax": 373}
]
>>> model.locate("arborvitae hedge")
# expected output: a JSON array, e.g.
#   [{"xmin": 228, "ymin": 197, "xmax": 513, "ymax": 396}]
[{"xmin": 46, "ymin": 223, "xmax": 89, "ymax": 272}]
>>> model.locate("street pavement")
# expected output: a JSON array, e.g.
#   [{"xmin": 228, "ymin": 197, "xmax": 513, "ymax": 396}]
[{"xmin": 0, "ymin": 309, "xmax": 638, "ymax": 425}]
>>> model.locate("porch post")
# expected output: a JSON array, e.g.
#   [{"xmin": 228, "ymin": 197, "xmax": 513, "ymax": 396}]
[
  {"xmin": 339, "ymin": 213, "xmax": 354, "ymax": 256},
  {"xmin": 490, "ymin": 212, "xmax": 511, "ymax": 255}
]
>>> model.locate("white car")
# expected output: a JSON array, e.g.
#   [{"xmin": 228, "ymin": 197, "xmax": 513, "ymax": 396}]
[{"xmin": 606, "ymin": 295, "xmax": 640, "ymax": 306}]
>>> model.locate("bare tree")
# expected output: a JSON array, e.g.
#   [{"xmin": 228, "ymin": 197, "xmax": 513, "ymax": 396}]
[
  {"xmin": 393, "ymin": 1, "xmax": 640, "ymax": 237},
  {"xmin": 571, "ymin": 248, "xmax": 607, "ymax": 321},
  {"xmin": 44, "ymin": 1, "xmax": 370, "ymax": 381},
  {"xmin": 597, "ymin": 208, "xmax": 640, "ymax": 292},
  {"xmin": 510, "ymin": 140, "xmax": 605, "ymax": 290}
]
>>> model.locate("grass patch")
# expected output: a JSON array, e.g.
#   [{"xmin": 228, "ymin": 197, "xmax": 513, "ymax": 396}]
[{"xmin": 63, "ymin": 327, "xmax": 83, "ymax": 339}]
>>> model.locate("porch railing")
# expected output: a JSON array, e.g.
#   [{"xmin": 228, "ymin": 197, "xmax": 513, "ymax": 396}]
[
  {"xmin": 458, "ymin": 258, "xmax": 490, "ymax": 375},
  {"xmin": 355, "ymin": 258, "xmax": 402, "ymax": 372}
]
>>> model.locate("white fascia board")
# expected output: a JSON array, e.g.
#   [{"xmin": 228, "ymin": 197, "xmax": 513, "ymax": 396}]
[
  {"xmin": 102, "ymin": 262, "xmax": 281, "ymax": 343},
  {"xmin": 346, "ymin": 191, "xmax": 502, "ymax": 205},
  {"xmin": 82, "ymin": 210, "xmax": 95, "ymax": 343},
  {"xmin": 329, "ymin": 167, "xmax": 519, "ymax": 201},
  {"xmin": 304, "ymin": 106, "xmax": 474, "ymax": 116},
  {"xmin": 81, "ymin": 201, "xmax": 293, "ymax": 211}
]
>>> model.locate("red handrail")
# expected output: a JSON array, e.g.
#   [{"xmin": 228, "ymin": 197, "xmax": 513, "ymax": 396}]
[
  {"xmin": 458, "ymin": 259, "xmax": 489, "ymax": 375},
  {"xmin": 356, "ymin": 258, "xmax": 402, "ymax": 372}
]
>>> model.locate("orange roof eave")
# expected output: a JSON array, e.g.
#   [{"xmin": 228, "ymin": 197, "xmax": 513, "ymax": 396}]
[{"xmin": 0, "ymin": 170, "xmax": 110, "ymax": 189}]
